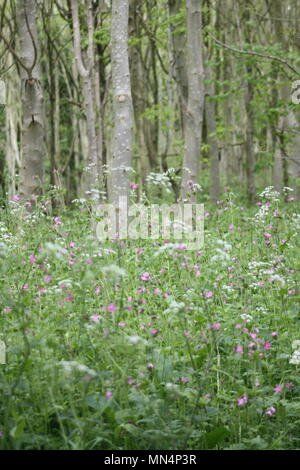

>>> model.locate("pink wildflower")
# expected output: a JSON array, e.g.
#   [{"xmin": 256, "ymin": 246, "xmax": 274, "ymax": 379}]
[
  {"xmin": 235, "ymin": 345, "xmax": 243, "ymax": 354},
  {"xmin": 180, "ymin": 377, "xmax": 189, "ymax": 384},
  {"xmin": 237, "ymin": 395, "xmax": 248, "ymax": 406},
  {"xmin": 208, "ymin": 322, "xmax": 221, "ymax": 331},
  {"xmin": 90, "ymin": 314, "xmax": 100, "ymax": 323},
  {"xmin": 263, "ymin": 232, "xmax": 272, "ymax": 239},
  {"xmin": 150, "ymin": 329, "xmax": 159, "ymax": 336},
  {"xmin": 265, "ymin": 407, "xmax": 276, "ymax": 416},
  {"xmin": 107, "ymin": 303, "xmax": 117, "ymax": 313},
  {"xmin": 205, "ymin": 291, "xmax": 214, "ymax": 299}
]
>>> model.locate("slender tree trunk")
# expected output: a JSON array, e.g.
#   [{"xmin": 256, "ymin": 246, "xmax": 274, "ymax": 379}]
[
  {"xmin": 17, "ymin": 0, "xmax": 44, "ymax": 201},
  {"xmin": 46, "ymin": 27, "xmax": 63, "ymax": 207},
  {"xmin": 244, "ymin": 77, "xmax": 256, "ymax": 203},
  {"xmin": 161, "ymin": 10, "xmax": 175, "ymax": 180},
  {"xmin": 5, "ymin": 54, "xmax": 21, "ymax": 200},
  {"xmin": 205, "ymin": 65, "xmax": 220, "ymax": 204},
  {"xmin": 110, "ymin": 0, "xmax": 134, "ymax": 203},
  {"xmin": 168, "ymin": 0, "xmax": 188, "ymax": 137},
  {"xmin": 243, "ymin": 1, "xmax": 256, "ymax": 203},
  {"xmin": 180, "ymin": 0, "xmax": 204, "ymax": 201},
  {"xmin": 204, "ymin": 1, "xmax": 220, "ymax": 204},
  {"xmin": 70, "ymin": 0, "xmax": 101, "ymax": 196},
  {"xmin": 129, "ymin": 0, "xmax": 149, "ymax": 194},
  {"xmin": 285, "ymin": 107, "xmax": 300, "ymax": 200},
  {"xmin": 271, "ymin": 0, "xmax": 284, "ymax": 192}
]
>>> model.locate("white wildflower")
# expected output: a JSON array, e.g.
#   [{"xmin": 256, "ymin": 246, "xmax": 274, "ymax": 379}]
[
  {"xmin": 44, "ymin": 242, "xmax": 67, "ymax": 259},
  {"xmin": 259, "ymin": 186, "xmax": 280, "ymax": 202},
  {"xmin": 59, "ymin": 361, "xmax": 97, "ymax": 376},
  {"xmin": 102, "ymin": 264, "xmax": 127, "ymax": 278},
  {"xmin": 240, "ymin": 314, "xmax": 253, "ymax": 322},
  {"xmin": 127, "ymin": 335, "xmax": 140, "ymax": 344},
  {"xmin": 289, "ymin": 350, "xmax": 300, "ymax": 365},
  {"xmin": 292, "ymin": 340, "xmax": 300, "ymax": 350},
  {"xmin": 164, "ymin": 298, "xmax": 185, "ymax": 314}
]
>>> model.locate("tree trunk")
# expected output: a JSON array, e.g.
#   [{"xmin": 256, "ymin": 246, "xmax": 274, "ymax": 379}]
[
  {"xmin": 17, "ymin": 0, "xmax": 44, "ymax": 201},
  {"xmin": 180, "ymin": 0, "xmax": 204, "ymax": 201},
  {"xmin": 243, "ymin": 1, "xmax": 256, "ymax": 203},
  {"xmin": 205, "ymin": 64, "xmax": 220, "ymax": 204},
  {"xmin": 110, "ymin": 0, "xmax": 134, "ymax": 203},
  {"xmin": 168, "ymin": 0, "xmax": 188, "ymax": 137},
  {"xmin": 270, "ymin": 0, "xmax": 284, "ymax": 192},
  {"xmin": 70, "ymin": 0, "xmax": 101, "ymax": 197},
  {"xmin": 5, "ymin": 54, "xmax": 21, "ymax": 200}
]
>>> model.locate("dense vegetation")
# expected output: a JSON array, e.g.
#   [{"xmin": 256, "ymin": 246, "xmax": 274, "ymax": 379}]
[
  {"xmin": 0, "ymin": 186, "xmax": 299, "ymax": 449},
  {"xmin": 0, "ymin": 0, "xmax": 300, "ymax": 451}
]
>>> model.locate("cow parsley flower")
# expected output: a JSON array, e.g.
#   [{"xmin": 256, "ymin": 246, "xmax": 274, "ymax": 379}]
[{"xmin": 289, "ymin": 349, "xmax": 300, "ymax": 365}]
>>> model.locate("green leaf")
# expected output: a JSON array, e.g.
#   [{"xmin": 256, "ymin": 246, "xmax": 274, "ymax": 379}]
[
  {"xmin": 9, "ymin": 419, "xmax": 25, "ymax": 440},
  {"xmin": 85, "ymin": 394, "xmax": 109, "ymax": 413},
  {"xmin": 202, "ymin": 426, "xmax": 229, "ymax": 449}
]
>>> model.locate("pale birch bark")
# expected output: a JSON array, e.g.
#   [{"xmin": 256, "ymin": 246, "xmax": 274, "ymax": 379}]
[
  {"xmin": 180, "ymin": 0, "xmax": 204, "ymax": 201},
  {"xmin": 17, "ymin": 0, "xmax": 44, "ymax": 200},
  {"xmin": 205, "ymin": 1, "xmax": 220, "ymax": 204},
  {"xmin": 168, "ymin": 0, "xmax": 188, "ymax": 137},
  {"xmin": 270, "ymin": 0, "xmax": 284, "ymax": 192},
  {"xmin": 286, "ymin": 111, "xmax": 300, "ymax": 199},
  {"xmin": 129, "ymin": 0, "xmax": 149, "ymax": 194},
  {"xmin": 205, "ymin": 64, "xmax": 220, "ymax": 204},
  {"xmin": 244, "ymin": 76, "xmax": 256, "ymax": 203},
  {"xmin": 70, "ymin": 0, "xmax": 102, "ymax": 196},
  {"xmin": 269, "ymin": 1, "xmax": 299, "ymax": 196},
  {"xmin": 5, "ymin": 55, "xmax": 21, "ymax": 199},
  {"xmin": 110, "ymin": 0, "xmax": 134, "ymax": 203},
  {"xmin": 161, "ymin": 12, "xmax": 174, "ymax": 181},
  {"xmin": 243, "ymin": 1, "xmax": 256, "ymax": 203}
]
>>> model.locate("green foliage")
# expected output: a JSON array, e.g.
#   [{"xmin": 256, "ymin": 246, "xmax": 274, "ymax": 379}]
[{"xmin": 0, "ymin": 187, "xmax": 299, "ymax": 449}]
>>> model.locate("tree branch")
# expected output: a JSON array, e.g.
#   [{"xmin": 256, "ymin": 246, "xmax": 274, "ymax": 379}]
[
  {"xmin": 70, "ymin": 0, "xmax": 88, "ymax": 78},
  {"xmin": 23, "ymin": 0, "xmax": 38, "ymax": 76},
  {"xmin": 209, "ymin": 34, "xmax": 300, "ymax": 78}
]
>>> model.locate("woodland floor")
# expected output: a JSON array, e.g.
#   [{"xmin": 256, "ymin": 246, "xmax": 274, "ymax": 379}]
[{"xmin": 0, "ymin": 188, "xmax": 300, "ymax": 450}]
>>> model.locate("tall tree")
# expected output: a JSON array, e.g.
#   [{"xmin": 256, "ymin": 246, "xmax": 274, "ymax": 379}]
[
  {"xmin": 17, "ymin": 0, "xmax": 44, "ymax": 201},
  {"xmin": 180, "ymin": 0, "xmax": 204, "ymax": 201},
  {"xmin": 243, "ymin": 0, "xmax": 256, "ymax": 203},
  {"xmin": 110, "ymin": 0, "xmax": 133, "ymax": 203},
  {"xmin": 168, "ymin": 0, "xmax": 188, "ymax": 137},
  {"xmin": 70, "ymin": 0, "xmax": 102, "ymax": 197}
]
